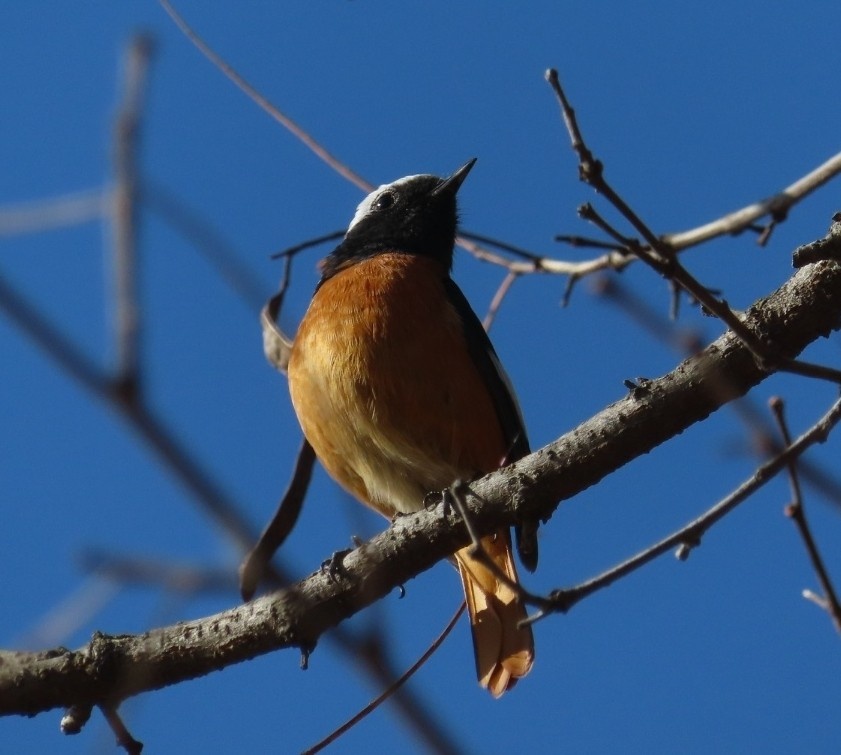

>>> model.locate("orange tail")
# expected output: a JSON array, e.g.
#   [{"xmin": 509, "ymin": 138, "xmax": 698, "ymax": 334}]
[{"xmin": 455, "ymin": 529, "xmax": 534, "ymax": 697}]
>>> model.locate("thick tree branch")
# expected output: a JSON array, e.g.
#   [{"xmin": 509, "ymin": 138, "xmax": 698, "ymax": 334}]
[{"xmin": 2, "ymin": 250, "xmax": 840, "ymax": 718}]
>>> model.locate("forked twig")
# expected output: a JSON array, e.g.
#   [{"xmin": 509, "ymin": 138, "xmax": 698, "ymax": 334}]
[
  {"xmin": 541, "ymin": 396, "xmax": 841, "ymax": 620},
  {"xmin": 546, "ymin": 68, "xmax": 841, "ymax": 387},
  {"xmin": 770, "ymin": 397, "xmax": 841, "ymax": 634}
]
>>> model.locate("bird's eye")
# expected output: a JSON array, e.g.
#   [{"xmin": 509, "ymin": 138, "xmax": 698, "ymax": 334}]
[{"xmin": 373, "ymin": 190, "xmax": 396, "ymax": 211}]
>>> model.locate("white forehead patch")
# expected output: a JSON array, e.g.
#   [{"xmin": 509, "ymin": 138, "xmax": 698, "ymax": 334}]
[{"xmin": 346, "ymin": 174, "xmax": 428, "ymax": 234}]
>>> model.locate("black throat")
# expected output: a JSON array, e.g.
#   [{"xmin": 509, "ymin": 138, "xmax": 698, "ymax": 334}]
[{"xmin": 320, "ymin": 174, "xmax": 460, "ymax": 283}]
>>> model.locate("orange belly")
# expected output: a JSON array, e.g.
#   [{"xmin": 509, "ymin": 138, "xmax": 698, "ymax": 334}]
[{"xmin": 287, "ymin": 252, "xmax": 507, "ymax": 517}]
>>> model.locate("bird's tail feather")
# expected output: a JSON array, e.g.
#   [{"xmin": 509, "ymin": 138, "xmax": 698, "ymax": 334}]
[{"xmin": 455, "ymin": 529, "xmax": 534, "ymax": 697}]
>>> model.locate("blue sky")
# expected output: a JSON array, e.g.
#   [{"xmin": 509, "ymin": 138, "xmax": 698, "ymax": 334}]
[{"xmin": 2, "ymin": 2, "xmax": 841, "ymax": 753}]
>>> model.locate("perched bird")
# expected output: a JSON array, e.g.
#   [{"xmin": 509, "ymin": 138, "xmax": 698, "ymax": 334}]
[{"xmin": 287, "ymin": 159, "xmax": 535, "ymax": 696}]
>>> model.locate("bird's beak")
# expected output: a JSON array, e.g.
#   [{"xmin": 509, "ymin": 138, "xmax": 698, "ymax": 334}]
[{"xmin": 431, "ymin": 158, "xmax": 477, "ymax": 197}]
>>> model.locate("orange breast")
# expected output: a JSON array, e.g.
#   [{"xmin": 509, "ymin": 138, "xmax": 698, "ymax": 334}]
[{"xmin": 287, "ymin": 253, "xmax": 507, "ymax": 517}]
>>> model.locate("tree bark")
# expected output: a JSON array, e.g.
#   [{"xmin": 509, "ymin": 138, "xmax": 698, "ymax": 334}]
[{"xmin": 2, "ymin": 249, "xmax": 839, "ymax": 718}]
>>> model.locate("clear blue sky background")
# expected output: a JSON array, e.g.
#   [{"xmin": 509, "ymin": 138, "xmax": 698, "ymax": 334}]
[{"xmin": 2, "ymin": 2, "xmax": 841, "ymax": 753}]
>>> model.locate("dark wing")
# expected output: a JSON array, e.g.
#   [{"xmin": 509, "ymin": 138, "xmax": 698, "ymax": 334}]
[{"xmin": 444, "ymin": 278, "xmax": 538, "ymax": 571}]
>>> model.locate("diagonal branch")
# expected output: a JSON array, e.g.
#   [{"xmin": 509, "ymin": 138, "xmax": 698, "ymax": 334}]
[
  {"xmin": 110, "ymin": 34, "xmax": 153, "ymax": 400},
  {"xmin": 2, "ymin": 245, "xmax": 839, "ymax": 718},
  {"xmin": 158, "ymin": 0, "xmax": 373, "ymax": 193}
]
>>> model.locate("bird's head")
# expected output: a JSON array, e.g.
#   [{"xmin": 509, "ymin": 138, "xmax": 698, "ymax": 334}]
[{"xmin": 323, "ymin": 158, "xmax": 476, "ymax": 277}]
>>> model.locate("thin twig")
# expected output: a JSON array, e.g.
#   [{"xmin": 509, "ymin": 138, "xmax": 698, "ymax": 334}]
[
  {"xmin": 0, "ymin": 188, "xmax": 107, "ymax": 236},
  {"xmin": 554, "ymin": 233, "xmax": 622, "ymax": 251},
  {"xmin": 483, "ymin": 269, "xmax": 519, "ymax": 332},
  {"xmin": 548, "ymin": 71, "xmax": 768, "ymax": 356},
  {"xmin": 546, "ymin": 68, "xmax": 841, "ymax": 387},
  {"xmin": 664, "ymin": 153, "xmax": 841, "ymax": 250},
  {"xmin": 158, "ymin": 0, "xmax": 373, "ymax": 193},
  {"xmin": 770, "ymin": 397, "xmax": 841, "ymax": 634},
  {"xmin": 542, "ymin": 396, "xmax": 841, "ymax": 619},
  {"xmin": 777, "ymin": 359, "xmax": 841, "ymax": 385},
  {"xmin": 79, "ymin": 550, "xmax": 238, "ymax": 594},
  {"xmin": 270, "ymin": 230, "xmax": 345, "ymax": 260},
  {"xmin": 304, "ymin": 602, "xmax": 466, "ymax": 755},
  {"xmin": 100, "ymin": 705, "xmax": 144, "ymax": 755},
  {"xmin": 446, "ymin": 483, "xmax": 551, "ymax": 616},
  {"xmin": 142, "ymin": 179, "xmax": 269, "ymax": 310},
  {"xmin": 458, "ymin": 230, "xmax": 545, "ymax": 264},
  {"xmin": 240, "ymin": 439, "xmax": 316, "ymax": 601},
  {"xmin": 792, "ymin": 213, "xmax": 841, "ymax": 267}
]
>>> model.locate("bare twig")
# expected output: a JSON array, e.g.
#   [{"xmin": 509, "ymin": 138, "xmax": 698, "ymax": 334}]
[
  {"xmin": 304, "ymin": 602, "xmax": 466, "ymax": 755},
  {"xmin": 100, "ymin": 705, "xmax": 143, "ymax": 755},
  {"xmin": 594, "ymin": 275, "xmax": 841, "ymax": 509},
  {"xmin": 546, "ymin": 68, "xmax": 841, "ymax": 387},
  {"xmin": 158, "ymin": 0, "xmax": 373, "ymax": 193},
  {"xmin": 142, "ymin": 179, "xmax": 269, "ymax": 311},
  {"xmin": 445, "ymin": 483, "xmax": 551, "ymax": 615},
  {"xmin": 483, "ymin": 269, "xmax": 520, "ymax": 332},
  {"xmin": 458, "ymin": 230, "xmax": 545, "ymax": 265},
  {"xmin": 554, "ymin": 233, "xmax": 621, "ymax": 251},
  {"xmin": 770, "ymin": 398, "xmax": 841, "ymax": 634},
  {"xmin": 270, "ymin": 230, "xmax": 345, "ymax": 260},
  {"xmin": 240, "ymin": 439, "xmax": 316, "ymax": 600},
  {"xmin": 0, "ymin": 188, "xmax": 107, "ymax": 236},
  {"xmin": 664, "ymin": 154, "xmax": 841, "ymax": 250},
  {"xmin": 79, "ymin": 551, "xmax": 237, "ymax": 595},
  {"xmin": 542, "ymin": 395, "xmax": 841, "ymax": 619}
]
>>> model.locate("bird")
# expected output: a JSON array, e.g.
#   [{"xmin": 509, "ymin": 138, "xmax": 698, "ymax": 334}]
[{"xmin": 287, "ymin": 158, "xmax": 535, "ymax": 696}]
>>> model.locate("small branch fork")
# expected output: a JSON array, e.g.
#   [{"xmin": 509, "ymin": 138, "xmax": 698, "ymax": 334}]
[
  {"xmin": 593, "ymin": 274, "xmax": 841, "ymax": 510},
  {"xmin": 770, "ymin": 398, "xmax": 841, "ymax": 634},
  {"xmin": 448, "ymin": 396, "xmax": 841, "ymax": 626},
  {"xmin": 545, "ymin": 69, "xmax": 841, "ymax": 386},
  {"xmin": 158, "ymin": 0, "xmax": 841, "ymax": 300}
]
